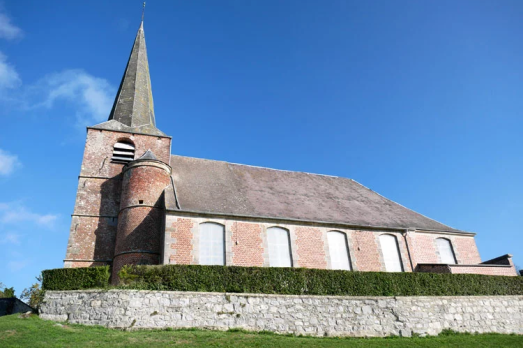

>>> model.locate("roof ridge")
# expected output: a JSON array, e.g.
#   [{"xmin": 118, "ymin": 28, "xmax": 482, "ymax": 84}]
[{"xmin": 170, "ymin": 154, "xmax": 342, "ymax": 179}]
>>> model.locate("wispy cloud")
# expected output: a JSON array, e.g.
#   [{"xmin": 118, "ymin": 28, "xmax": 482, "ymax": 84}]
[
  {"xmin": 30, "ymin": 69, "xmax": 114, "ymax": 127},
  {"xmin": 0, "ymin": 149, "xmax": 21, "ymax": 176},
  {"xmin": 0, "ymin": 11, "xmax": 23, "ymax": 40},
  {"xmin": 0, "ymin": 232, "xmax": 20, "ymax": 245},
  {"xmin": 0, "ymin": 9, "xmax": 114, "ymax": 129},
  {"xmin": 0, "ymin": 202, "xmax": 58, "ymax": 228},
  {"xmin": 0, "ymin": 51, "xmax": 21, "ymax": 90}
]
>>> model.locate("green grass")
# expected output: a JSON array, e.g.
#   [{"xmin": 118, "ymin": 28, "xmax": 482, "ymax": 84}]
[{"xmin": 0, "ymin": 314, "xmax": 522, "ymax": 348}]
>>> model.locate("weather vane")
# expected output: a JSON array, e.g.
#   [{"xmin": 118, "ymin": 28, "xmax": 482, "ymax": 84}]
[{"xmin": 142, "ymin": 2, "xmax": 146, "ymax": 22}]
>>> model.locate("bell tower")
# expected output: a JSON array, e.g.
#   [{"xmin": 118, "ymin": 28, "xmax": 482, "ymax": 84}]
[{"xmin": 64, "ymin": 19, "xmax": 172, "ymax": 274}]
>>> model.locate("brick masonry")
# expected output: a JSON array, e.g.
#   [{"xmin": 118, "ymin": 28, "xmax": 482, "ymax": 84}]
[
  {"xmin": 65, "ymin": 128, "xmax": 171, "ymax": 268},
  {"xmin": 163, "ymin": 214, "xmax": 515, "ymax": 275},
  {"xmin": 40, "ymin": 290, "xmax": 523, "ymax": 337}
]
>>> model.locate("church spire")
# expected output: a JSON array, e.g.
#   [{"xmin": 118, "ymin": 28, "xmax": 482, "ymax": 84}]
[{"xmin": 93, "ymin": 14, "xmax": 165, "ymax": 136}]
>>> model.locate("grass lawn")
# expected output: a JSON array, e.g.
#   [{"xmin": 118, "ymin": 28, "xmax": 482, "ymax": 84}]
[{"xmin": 0, "ymin": 314, "xmax": 522, "ymax": 348}]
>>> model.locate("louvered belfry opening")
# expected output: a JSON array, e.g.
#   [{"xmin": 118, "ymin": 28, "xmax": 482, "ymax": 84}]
[{"xmin": 112, "ymin": 141, "xmax": 135, "ymax": 163}]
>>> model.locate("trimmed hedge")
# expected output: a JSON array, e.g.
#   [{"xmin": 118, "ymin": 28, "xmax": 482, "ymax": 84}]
[
  {"xmin": 118, "ymin": 265, "xmax": 523, "ymax": 296},
  {"xmin": 42, "ymin": 266, "xmax": 110, "ymax": 290}
]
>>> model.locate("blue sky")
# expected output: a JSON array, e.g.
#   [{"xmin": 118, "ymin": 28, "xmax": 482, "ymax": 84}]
[{"xmin": 0, "ymin": 0, "xmax": 522, "ymax": 294}]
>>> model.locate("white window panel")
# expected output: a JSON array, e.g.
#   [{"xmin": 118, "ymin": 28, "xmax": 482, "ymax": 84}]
[
  {"xmin": 327, "ymin": 231, "xmax": 351, "ymax": 270},
  {"xmin": 379, "ymin": 234, "xmax": 403, "ymax": 272},
  {"xmin": 436, "ymin": 238, "xmax": 457, "ymax": 264},
  {"xmin": 199, "ymin": 223, "xmax": 225, "ymax": 265},
  {"xmin": 267, "ymin": 227, "xmax": 292, "ymax": 267}
]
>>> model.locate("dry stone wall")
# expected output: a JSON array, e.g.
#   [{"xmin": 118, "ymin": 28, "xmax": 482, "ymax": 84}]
[{"xmin": 40, "ymin": 291, "xmax": 522, "ymax": 337}]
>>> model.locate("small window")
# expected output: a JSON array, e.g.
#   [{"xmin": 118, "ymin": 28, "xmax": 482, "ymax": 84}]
[
  {"xmin": 327, "ymin": 231, "xmax": 351, "ymax": 270},
  {"xmin": 267, "ymin": 227, "xmax": 292, "ymax": 267},
  {"xmin": 379, "ymin": 234, "xmax": 404, "ymax": 272},
  {"xmin": 436, "ymin": 238, "xmax": 457, "ymax": 264},
  {"xmin": 112, "ymin": 141, "xmax": 135, "ymax": 163},
  {"xmin": 199, "ymin": 222, "xmax": 225, "ymax": 265}
]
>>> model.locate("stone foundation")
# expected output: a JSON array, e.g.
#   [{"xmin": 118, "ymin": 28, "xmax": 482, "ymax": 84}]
[{"xmin": 40, "ymin": 291, "xmax": 522, "ymax": 337}]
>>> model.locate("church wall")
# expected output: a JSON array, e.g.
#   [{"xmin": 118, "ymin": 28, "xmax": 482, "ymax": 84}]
[
  {"xmin": 451, "ymin": 236, "xmax": 481, "ymax": 264},
  {"xmin": 408, "ymin": 232, "xmax": 481, "ymax": 267},
  {"xmin": 65, "ymin": 128, "xmax": 171, "ymax": 268},
  {"xmin": 80, "ymin": 129, "xmax": 171, "ymax": 177},
  {"xmin": 231, "ymin": 222, "xmax": 264, "ymax": 267},
  {"xmin": 164, "ymin": 214, "xmax": 416, "ymax": 272},
  {"xmin": 64, "ymin": 216, "xmax": 117, "ymax": 267}
]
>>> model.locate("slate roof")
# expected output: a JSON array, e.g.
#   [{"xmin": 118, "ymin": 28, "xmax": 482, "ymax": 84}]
[
  {"xmin": 91, "ymin": 22, "xmax": 165, "ymax": 136},
  {"xmin": 166, "ymin": 155, "xmax": 464, "ymax": 233}
]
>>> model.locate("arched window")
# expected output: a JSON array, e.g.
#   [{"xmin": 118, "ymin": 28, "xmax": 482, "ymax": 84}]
[
  {"xmin": 327, "ymin": 231, "xmax": 351, "ymax": 270},
  {"xmin": 379, "ymin": 234, "xmax": 403, "ymax": 272},
  {"xmin": 436, "ymin": 238, "xmax": 457, "ymax": 264},
  {"xmin": 199, "ymin": 222, "xmax": 225, "ymax": 265},
  {"xmin": 112, "ymin": 140, "xmax": 135, "ymax": 163},
  {"xmin": 267, "ymin": 227, "xmax": 292, "ymax": 267}
]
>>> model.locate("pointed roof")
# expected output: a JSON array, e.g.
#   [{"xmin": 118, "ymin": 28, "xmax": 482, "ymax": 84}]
[
  {"xmin": 91, "ymin": 21, "xmax": 166, "ymax": 136},
  {"xmin": 138, "ymin": 149, "xmax": 158, "ymax": 160}
]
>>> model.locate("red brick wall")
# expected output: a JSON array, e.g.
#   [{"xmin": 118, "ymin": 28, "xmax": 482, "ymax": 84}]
[
  {"xmin": 162, "ymin": 215, "xmax": 503, "ymax": 276},
  {"xmin": 409, "ymin": 233, "xmax": 439, "ymax": 265},
  {"xmin": 167, "ymin": 217, "xmax": 194, "ymax": 265},
  {"xmin": 231, "ymin": 222, "xmax": 264, "ymax": 267},
  {"xmin": 295, "ymin": 227, "xmax": 327, "ymax": 269},
  {"xmin": 351, "ymin": 231, "xmax": 382, "ymax": 271},
  {"xmin": 80, "ymin": 129, "xmax": 171, "ymax": 178},
  {"xmin": 65, "ymin": 128, "xmax": 171, "ymax": 269},
  {"xmin": 408, "ymin": 233, "xmax": 481, "ymax": 267},
  {"xmin": 449, "ymin": 265, "xmax": 517, "ymax": 276},
  {"xmin": 65, "ymin": 216, "xmax": 117, "ymax": 264},
  {"xmin": 453, "ymin": 236, "xmax": 481, "ymax": 264}
]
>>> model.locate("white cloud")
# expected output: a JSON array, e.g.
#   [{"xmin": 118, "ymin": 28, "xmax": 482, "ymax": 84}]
[
  {"xmin": 0, "ymin": 9, "xmax": 114, "ymax": 130},
  {"xmin": 30, "ymin": 69, "xmax": 114, "ymax": 127},
  {"xmin": 0, "ymin": 149, "xmax": 21, "ymax": 176},
  {"xmin": 0, "ymin": 51, "xmax": 21, "ymax": 90},
  {"xmin": 0, "ymin": 232, "xmax": 20, "ymax": 245},
  {"xmin": 0, "ymin": 202, "xmax": 58, "ymax": 228},
  {"xmin": 0, "ymin": 11, "xmax": 23, "ymax": 40}
]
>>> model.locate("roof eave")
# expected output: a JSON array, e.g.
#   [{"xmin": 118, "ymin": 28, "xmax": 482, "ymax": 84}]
[{"xmin": 164, "ymin": 208, "xmax": 475, "ymax": 236}]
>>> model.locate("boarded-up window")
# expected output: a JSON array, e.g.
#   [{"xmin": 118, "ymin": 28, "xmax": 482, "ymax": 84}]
[
  {"xmin": 327, "ymin": 231, "xmax": 351, "ymax": 270},
  {"xmin": 199, "ymin": 222, "xmax": 225, "ymax": 265},
  {"xmin": 379, "ymin": 234, "xmax": 403, "ymax": 272},
  {"xmin": 112, "ymin": 141, "xmax": 135, "ymax": 163},
  {"xmin": 267, "ymin": 227, "xmax": 292, "ymax": 267},
  {"xmin": 436, "ymin": 238, "xmax": 457, "ymax": 264}
]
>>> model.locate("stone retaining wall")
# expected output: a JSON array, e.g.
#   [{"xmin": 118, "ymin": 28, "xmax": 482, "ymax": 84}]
[{"xmin": 40, "ymin": 290, "xmax": 522, "ymax": 337}]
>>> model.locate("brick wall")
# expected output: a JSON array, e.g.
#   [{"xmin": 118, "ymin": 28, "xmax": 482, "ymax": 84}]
[
  {"xmin": 351, "ymin": 231, "xmax": 382, "ymax": 272},
  {"xmin": 65, "ymin": 128, "xmax": 171, "ymax": 268},
  {"xmin": 448, "ymin": 265, "xmax": 517, "ymax": 276},
  {"xmin": 165, "ymin": 215, "xmax": 443, "ymax": 273},
  {"xmin": 231, "ymin": 222, "xmax": 264, "ymax": 267},
  {"xmin": 163, "ymin": 214, "xmax": 512, "ymax": 276},
  {"xmin": 295, "ymin": 227, "xmax": 326, "ymax": 269},
  {"xmin": 408, "ymin": 232, "xmax": 481, "ymax": 268}
]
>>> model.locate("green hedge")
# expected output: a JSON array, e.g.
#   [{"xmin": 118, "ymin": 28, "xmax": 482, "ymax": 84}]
[
  {"xmin": 118, "ymin": 265, "xmax": 523, "ymax": 296},
  {"xmin": 42, "ymin": 266, "xmax": 110, "ymax": 290}
]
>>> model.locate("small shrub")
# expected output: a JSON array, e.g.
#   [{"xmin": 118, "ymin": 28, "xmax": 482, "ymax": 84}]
[{"xmin": 42, "ymin": 266, "xmax": 110, "ymax": 290}]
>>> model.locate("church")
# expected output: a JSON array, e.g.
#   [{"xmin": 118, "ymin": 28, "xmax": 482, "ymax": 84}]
[{"xmin": 63, "ymin": 21, "xmax": 517, "ymax": 280}]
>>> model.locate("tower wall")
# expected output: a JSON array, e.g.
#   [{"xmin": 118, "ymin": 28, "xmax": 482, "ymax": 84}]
[
  {"xmin": 64, "ymin": 128, "xmax": 171, "ymax": 268},
  {"xmin": 112, "ymin": 159, "xmax": 171, "ymax": 280}
]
